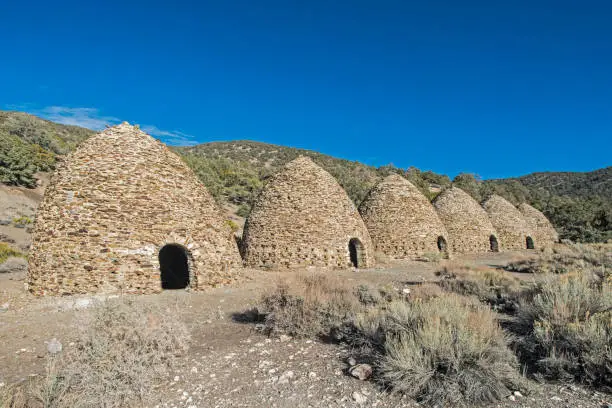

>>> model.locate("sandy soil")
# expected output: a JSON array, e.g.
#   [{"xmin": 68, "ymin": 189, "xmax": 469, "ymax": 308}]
[
  {"xmin": 0, "ymin": 177, "xmax": 47, "ymax": 252},
  {"xmin": 1, "ymin": 253, "xmax": 610, "ymax": 408}
]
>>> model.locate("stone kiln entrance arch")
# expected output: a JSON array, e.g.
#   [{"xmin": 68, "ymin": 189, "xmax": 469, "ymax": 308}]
[
  {"xmin": 437, "ymin": 236, "xmax": 447, "ymax": 252},
  {"xmin": 159, "ymin": 244, "xmax": 191, "ymax": 289},
  {"xmin": 526, "ymin": 236, "xmax": 535, "ymax": 249},
  {"xmin": 489, "ymin": 235, "xmax": 499, "ymax": 252},
  {"xmin": 349, "ymin": 238, "xmax": 365, "ymax": 268}
]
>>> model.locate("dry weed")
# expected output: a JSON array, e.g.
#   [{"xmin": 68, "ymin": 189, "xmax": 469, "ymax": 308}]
[
  {"xmin": 506, "ymin": 243, "xmax": 611, "ymax": 276},
  {"xmin": 354, "ymin": 295, "xmax": 525, "ymax": 406},
  {"xmin": 435, "ymin": 261, "xmax": 522, "ymax": 312},
  {"xmin": 258, "ymin": 273, "xmax": 364, "ymax": 338},
  {"xmin": 0, "ymin": 384, "xmax": 27, "ymax": 408},
  {"xmin": 9, "ymin": 298, "xmax": 190, "ymax": 408},
  {"xmin": 510, "ymin": 271, "xmax": 612, "ymax": 390}
]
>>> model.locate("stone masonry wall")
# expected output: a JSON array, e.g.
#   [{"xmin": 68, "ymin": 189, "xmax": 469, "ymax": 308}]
[
  {"xmin": 433, "ymin": 187, "xmax": 499, "ymax": 253},
  {"xmin": 359, "ymin": 174, "xmax": 449, "ymax": 259},
  {"xmin": 482, "ymin": 195, "xmax": 530, "ymax": 250},
  {"xmin": 241, "ymin": 156, "xmax": 374, "ymax": 269},
  {"xmin": 518, "ymin": 203, "xmax": 559, "ymax": 248},
  {"xmin": 28, "ymin": 123, "xmax": 242, "ymax": 295}
]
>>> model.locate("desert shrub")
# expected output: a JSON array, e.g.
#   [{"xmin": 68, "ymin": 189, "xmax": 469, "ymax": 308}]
[
  {"xmin": 11, "ymin": 216, "xmax": 32, "ymax": 228},
  {"xmin": 236, "ymin": 203, "xmax": 251, "ymax": 218},
  {"xmin": 18, "ymin": 298, "xmax": 190, "ymax": 408},
  {"xmin": 224, "ymin": 219, "xmax": 239, "ymax": 233},
  {"xmin": 0, "ymin": 131, "xmax": 57, "ymax": 187},
  {"xmin": 257, "ymin": 273, "xmax": 364, "ymax": 338},
  {"xmin": 353, "ymin": 295, "xmax": 524, "ymax": 406},
  {"xmin": 65, "ymin": 299, "xmax": 189, "ymax": 407},
  {"xmin": 355, "ymin": 284, "xmax": 383, "ymax": 306},
  {"xmin": 505, "ymin": 243, "xmax": 611, "ymax": 275},
  {"xmin": 418, "ymin": 252, "xmax": 443, "ymax": 262},
  {"xmin": 510, "ymin": 271, "xmax": 611, "ymax": 390},
  {"xmin": 406, "ymin": 283, "xmax": 444, "ymax": 300},
  {"xmin": 0, "ymin": 243, "xmax": 23, "ymax": 264},
  {"xmin": 435, "ymin": 262, "xmax": 522, "ymax": 312},
  {"xmin": 28, "ymin": 357, "xmax": 80, "ymax": 408},
  {"xmin": 0, "ymin": 384, "xmax": 27, "ymax": 408}
]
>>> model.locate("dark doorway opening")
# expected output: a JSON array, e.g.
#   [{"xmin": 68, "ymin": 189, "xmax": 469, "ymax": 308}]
[
  {"xmin": 526, "ymin": 236, "xmax": 535, "ymax": 249},
  {"xmin": 489, "ymin": 235, "xmax": 499, "ymax": 252},
  {"xmin": 437, "ymin": 236, "xmax": 447, "ymax": 252},
  {"xmin": 159, "ymin": 244, "xmax": 190, "ymax": 289},
  {"xmin": 349, "ymin": 238, "xmax": 364, "ymax": 268}
]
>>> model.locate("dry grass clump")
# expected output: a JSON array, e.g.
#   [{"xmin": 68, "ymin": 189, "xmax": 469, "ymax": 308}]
[
  {"xmin": 5, "ymin": 298, "xmax": 190, "ymax": 408},
  {"xmin": 0, "ymin": 384, "xmax": 27, "ymax": 408},
  {"xmin": 417, "ymin": 252, "xmax": 444, "ymax": 263},
  {"xmin": 255, "ymin": 274, "xmax": 445, "ymax": 339},
  {"xmin": 354, "ymin": 295, "xmax": 524, "ymax": 407},
  {"xmin": 253, "ymin": 274, "xmax": 526, "ymax": 405},
  {"xmin": 505, "ymin": 243, "xmax": 611, "ymax": 275},
  {"xmin": 62, "ymin": 298, "xmax": 189, "ymax": 407},
  {"xmin": 510, "ymin": 271, "xmax": 611, "ymax": 390},
  {"xmin": 257, "ymin": 273, "xmax": 366, "ymax": 338},
  {"xmin": 435, "ymin": 262, "xmax": 522, "ymax": 312},
  {"xmin": 0, "ymin": 242, "xmax": 23, "ymax": 265}
]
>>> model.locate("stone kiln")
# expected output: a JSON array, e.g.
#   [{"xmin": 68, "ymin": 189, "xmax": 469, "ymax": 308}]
[
  {"xmin": 28, "ymin": 123, "xmax": 241, "ymax": 295},
  {"xmin": 482, "ymin": 195, "xmax": 531, "ymax": 250},
  {"xmin": 241, "ymin": 156, "xmax": 374, "ymax": 269},
  {"xmin": 518, "ymin": 203, "xmax": 559, "ymax": 248},
  {"xmin": 359, "ymin": 174, "xmax": 449, "ymax": 259},
  {"xmin": 433, "ymin": 187, "xmax": 499, "ymax": 253}
]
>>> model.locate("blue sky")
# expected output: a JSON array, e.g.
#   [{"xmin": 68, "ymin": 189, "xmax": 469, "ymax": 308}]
[{"xmin": 1, "ymin": 0, "xmax": 610, "ymax": 179}]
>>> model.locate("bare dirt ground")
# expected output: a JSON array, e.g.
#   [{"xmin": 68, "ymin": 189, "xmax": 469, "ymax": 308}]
[
  {"xmin": 0, "ymin": 176, "xmax": 47, "ymax": 253},
  {"xmin": 1, "ymin": 253, "xmax": 610, "ymax": 408}
]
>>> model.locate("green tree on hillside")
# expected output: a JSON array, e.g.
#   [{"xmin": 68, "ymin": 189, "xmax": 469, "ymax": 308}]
[{"xmin": 452, "ymin": 173, "xmax": 482, "ymax": 202}]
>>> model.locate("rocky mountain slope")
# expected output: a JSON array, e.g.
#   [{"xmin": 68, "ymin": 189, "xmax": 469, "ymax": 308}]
[{"xmin": 502, "ymin": 167, "xmax": 612, "ymax": 200}]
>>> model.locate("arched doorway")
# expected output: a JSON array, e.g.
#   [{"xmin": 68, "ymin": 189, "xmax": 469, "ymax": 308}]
[
  {"xmin": 526, "ymin": 236, "xmax": 535, "ymax": 249},
  {"xmin": 159, "ymin": 244, "xmax": 190, "ymax": 289},
  {"xmin": 349, "ymin": 238, "xmax": 364, "ymax": 268},
  {"xmin": 437, "ymin": 236, "xmax": 447, "ymax": 252},
  {"xmin": 489, "ymin": 235, "xmax": 499, "ymax": 252}
]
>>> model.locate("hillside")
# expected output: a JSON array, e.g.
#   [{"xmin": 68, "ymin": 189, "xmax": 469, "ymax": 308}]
[
  {"xmin": 0, "ymin": 111, "xmax": 94, "ymax": 186},
  {"xmin": 509, "ymin": 167, "xmax": 612, "ymax": 199},
  {"xmin": 0, "ymin": 110, "xmax": 609, "ymax": 242},
  {"xmin": 177, "ymin": 141, "xmax": 387, "ymax": 216},
  {"xmin": 477, "ymin": 169, "xmax": 611, "ymax": 243}
]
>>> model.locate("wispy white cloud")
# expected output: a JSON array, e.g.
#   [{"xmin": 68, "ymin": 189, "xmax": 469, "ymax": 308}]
[
  {"xmin": 141, "ymin": 125, "xmax": 198, "ymax": 146},
  {"xmin": 33, "ymin": 106, "xmax": 120, "ymax": 130},
  {"xmin": 19, "ymin": 105, "xmax": 198, "ymax": 146}
]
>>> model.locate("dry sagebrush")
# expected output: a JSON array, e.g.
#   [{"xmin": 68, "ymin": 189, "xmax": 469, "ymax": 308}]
[
  {"xmin": 62, "ymin": 298, "xmax": 190, "ymax": 407},
  {"xmin": 505, "ymin": 243, "xmax": 611, "ymax": 275},
  {"xmin": 354, "ymin": 295, "xmax": 525, "ymax": 407},
  {"xmin": 4, "ymin": 298, "xmax": 190, "ymax": 408},
  {"xmin": 253, "ymin": 274, "xmax": 526, "ymax": 406},
  {"xmin": 510, "ymin": 271, "xmax": 611, "ymax": 390},
  {"xmin": 435, "ymin": 261, "xmax": 523, "ymax": 313},
  {"xmin": 258, "ymin": 273, "xmax": 365, "ymax": 338},
  {"xmin": 255, "ymin": 273, "xmax": 441, "ymax": 339}
]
